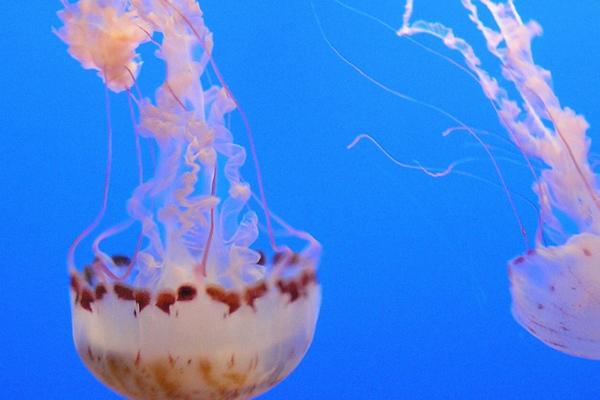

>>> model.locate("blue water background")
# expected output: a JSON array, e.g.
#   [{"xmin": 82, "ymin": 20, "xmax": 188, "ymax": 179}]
[{"xmin": 2, "ymin": 1, "xmax": 600, "ymax": 398}]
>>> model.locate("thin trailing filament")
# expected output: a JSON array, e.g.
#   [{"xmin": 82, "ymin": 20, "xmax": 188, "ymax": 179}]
[
  {"xmin": 347, "ymin": 134, "xmax": 457, "ymax": 178},
  {"xmin": 67, "ymin": 82, "xmax": 114, "ymax": 272},
  {"xmin": 328, "ymin": 0, "xmax": 549, "ymax": 246},
  {"xmin": 313, "ymin": 0, "xmax": 529, "ymax": 246}
]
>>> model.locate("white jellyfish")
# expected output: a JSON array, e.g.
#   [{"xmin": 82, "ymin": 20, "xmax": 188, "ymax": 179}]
[
  {"xmin": 56, "ymin": 0, "xmax": 321, "ymax": 398},
  {"xmin": 396, "ymin": 0, "xmax": 600, "ymax": 359},
  {"xmin": 321, "ymin": 0, "xmax": 600, "ymax": 359}
]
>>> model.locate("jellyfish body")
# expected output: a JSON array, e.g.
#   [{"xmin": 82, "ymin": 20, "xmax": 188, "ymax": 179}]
[
  {"xmin": 70, "ymin": 262, "xmax": 320, "ymax": 399},
  {"xmin": 510, "ymin": 234, "xmax": 600, "ymax": 358},
  {"xmin": 57, "ymin": 0, "xmax": 321, "ymax": 398},
  {"xmin": 397, "ymin": 1, "xmax": 600, "ymax": 358}
]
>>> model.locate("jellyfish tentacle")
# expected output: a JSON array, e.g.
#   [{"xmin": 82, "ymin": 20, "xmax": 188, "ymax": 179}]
[
  {"xmin": 315, "ymin": 3, "xmax": 529, "ymax": 247},
  {"xmin": 67, "ymin": 81, "xmax": 114, "ymax": 271},
  {"xmin": 92, "ymin": 219, "xmax": 137, "ymax": 281},
  {"xmin": 328, "ymin": 1, "xmax": 543, "ymax": 240},
  {"xmin": 198, "ymin": 166, "xmax": 217, "ymax": 277},
  {"xmin": 330, "ymin": 0, "xmax": 545, "ymax": 244},
  {"xmin": 458, "ymin": 0, "xmax": 599, "ymax": 232},
  {"xmin": 534, "ymin": 96, "xmax": 600, "ymax": 213},
  {"xmin": 166, "ymin": 81, "xmax": 188, "ymax": 111},
  {"xmin": 399, "ymin": 0, "xmax": 553, "ymax": 245},
  {"xmin": 348, "ymin": 133, "xmax": 456, "ymax": 178},
  {"xmin": 124, "ymin": 67, "xmax": 144, "ymax": 103},
  {"xmin": 351, "ymin": 129, "xmax": 543, "ymax": 224},
  {"xmin": 157, "ymin": 0, "xmax": 279, "ymax": 251},
  {"xmin": 126, "ymin": 90, "xmax": 145, "ymax": 185},
  {"xmin": 209, "ymin": 55, "xmax": 279, "ymax": 253},
  {"xmin": 250, "ymin": 193, "xmax": 320, "ymax": 252}
]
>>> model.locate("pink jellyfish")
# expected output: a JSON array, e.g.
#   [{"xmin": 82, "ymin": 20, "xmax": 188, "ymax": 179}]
[
  {"xmin": 56, "ymin": 0, "xmax": 321, "ymax": 398},
  {"xmin": 395, "ymin": 0, "xmax": 600, "ymax": 359},
  {"xmin": 325, "ymin": 0, "xmax": 599, "ymax": 359}
]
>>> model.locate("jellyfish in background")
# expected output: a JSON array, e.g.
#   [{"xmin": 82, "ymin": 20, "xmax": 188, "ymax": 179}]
[
  {"xmin": 56, "ymin": 1, "xmax": 321, "ymax": 398},
  {"xmin": 395, "ymin": 0, "xmax": 600, "ymax": 358}
]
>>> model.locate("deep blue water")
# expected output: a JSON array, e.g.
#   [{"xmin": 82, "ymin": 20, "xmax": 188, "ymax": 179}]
[{"xmin": 2, "ymin": 1, "xmax": 600, "ymax": 398}]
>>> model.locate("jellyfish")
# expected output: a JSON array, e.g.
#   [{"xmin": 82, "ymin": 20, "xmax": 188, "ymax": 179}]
[
  {"xmin": 324, "ymin": 0, "xmax": 599, "ymax": 358},
  {"xmin": 56, "ymin": 1, "xmax": 321, "ymax": 398},
  {"xmin": 387, "ymin": 0, "xmax": 600, "ymax": 359},
  {"xmin": 390, "ymin": 0, "xmax": 600, "ymax": 359}
]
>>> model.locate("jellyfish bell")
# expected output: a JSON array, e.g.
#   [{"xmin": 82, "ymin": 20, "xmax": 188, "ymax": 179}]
[
  {"xmin": 69, "ymin": 251, "xmax": 320, "ymax": 399},
  {"xmin": 57, "ymin": 0, "xmax": 321, "ymax": 398},
  {"xmin": 509, "ymin": 234, "xmax": 600, "ymax": 359}
]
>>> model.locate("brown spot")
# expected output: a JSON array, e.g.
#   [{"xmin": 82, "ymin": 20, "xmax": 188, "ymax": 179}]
[
  {"xmin": 583, "ymin": 248, "xmax": 592, "ymax": 257},
  {"xmin": 70, "ymin": 274, "xmax": 81, "ymax": 304},
  {"xmin": 537, "ymin": 303, "xmax": 544, "ymax": 310},
  {"xmin": 112, "ymin": 255, "xmax": 131, "ymax": 267},
  {"xmin": 156, "ymin": 292, "xmax": 176, "ymax": 314},
  {"xmin": 177, "ymin": 285, "xmax": 197, "ymax": 301},
  {"xmin": 244, "ymin": 281, "xmax": 268, "ymax": 309},
  {"xmin": 513, "ymin": 256, "xmax": 525, "ymax": 265},
  {"xmin": 287, "ymin": 252, "xmax": 300, "ymax": 266},
  {"xmin": 272, "ymin": 252, "xmax": 286, "ymax": 265},
  {"xmin": 300, "ymin": 269, "xmax": 317, "ymax": 286},
  {"xmin": 135, "ymin": 351, "xmax": 141, "ymax": 367},
  {"xmin": 80, "ymin": 289, "xmax": 94, "ymax": 312},
  {"xmin": 276, "ymin": 268, "xmax": 317, "ymax": 303},
  {"xmin": 114, "ymin": 284, "xmax": 135, "ymax": 301},
  {"xmin": 135, "ymin": 290, "xmax": 151, "ymax": 312},
  {"xmin": 257, "ymin": 250, "xmax": 266, "ymax": 266},
  {"xmin": 550, "ymin": 285, "xmax": 556, "ymax": 292},
  {"xmin": 206, "ymin": 286, "xmax": 241, "ymax": 314},
  {"xmin": 95, "ymin": 284, "xmax": 107, "ymax": 300},
  {"xmin": 84, "ymin": 266, "xmax": 95, "ymax": 285},
  {"xmin": 277, "ymin": 280, "xmax": 300, "ymax": 302}
]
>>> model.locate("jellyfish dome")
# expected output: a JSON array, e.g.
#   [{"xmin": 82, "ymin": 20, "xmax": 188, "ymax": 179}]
[
  {"xmin": 57, "ymin": 0, "xmax": 321, "ymax": 398},
  {"xmin": 397, "ymin": 0, "xmax": 600, "ymax": 358}
]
